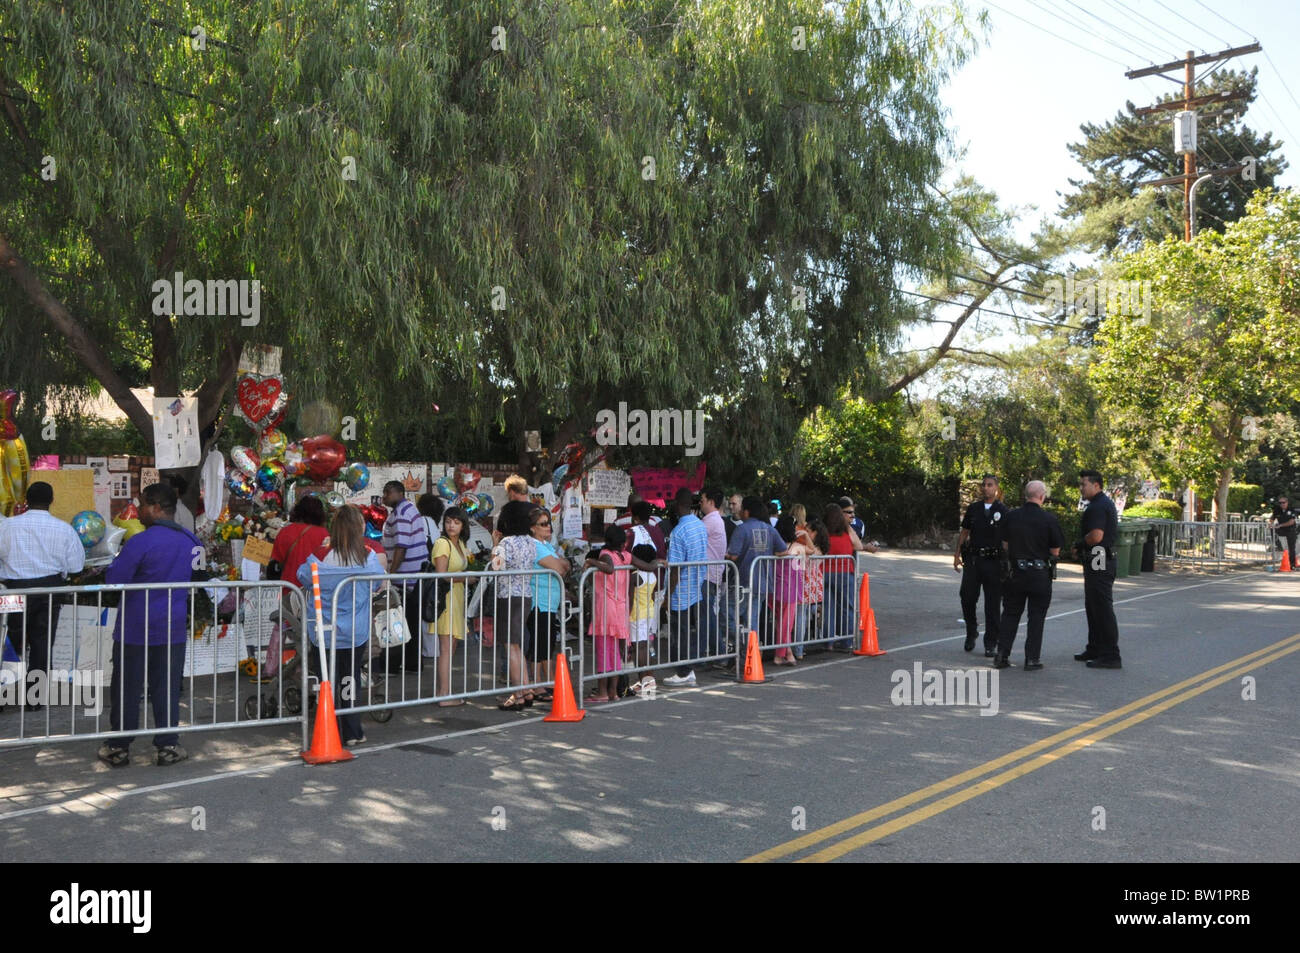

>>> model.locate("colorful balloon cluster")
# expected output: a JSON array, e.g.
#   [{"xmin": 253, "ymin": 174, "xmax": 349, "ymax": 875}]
[
  {"xmin": 226, "ymin": 429, "xmax": 366, "ymax": 515},
  {"xmin": 436, "ymin": 466, "xmax": 492, "ymax": 515},
  {"xmin": 358, "ymin": 503, "xmax": 387, "ymax": 540},
  {"xmin": 0, "ymin": 390, "xmax": 31, "ymax": 517}
]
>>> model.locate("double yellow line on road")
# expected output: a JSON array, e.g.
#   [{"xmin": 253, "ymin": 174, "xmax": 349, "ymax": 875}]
[{"xmin": 742, "ymin": 633, "xmax": 1300, "ymax": 863}]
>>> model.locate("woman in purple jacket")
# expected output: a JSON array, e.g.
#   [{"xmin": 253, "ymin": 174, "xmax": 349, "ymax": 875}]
[{"xmin": 98, "ymin": 482, "xmax": 203, "ymax": 768}]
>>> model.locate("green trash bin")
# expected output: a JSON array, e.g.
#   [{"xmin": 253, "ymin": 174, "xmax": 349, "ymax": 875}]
[
  {"xmin": 1122, "ymin": 520, "xmax": 1151, "ymax": 575},
  {"xmin": 1114, "ymin": 526, "xmax": 1133, "ymax": 578}
]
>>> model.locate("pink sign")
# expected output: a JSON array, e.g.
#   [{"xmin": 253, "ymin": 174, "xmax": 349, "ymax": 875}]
[
  {"xmin": 31, "ymin": 455, "xmax": 59, "ymax": 470},
  {"xmin": 629, "ymin": 463, "xmax": 707, "ymax": 507}
]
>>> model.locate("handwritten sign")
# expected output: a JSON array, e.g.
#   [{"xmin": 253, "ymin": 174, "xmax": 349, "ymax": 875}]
[
  {"xmin": 586, "ymin": 468, "xmax": 631, "ymax": 508},
  {"xmin": 152, "ymin": 396, "xmax": 200, "ymax": 469},
  {"xmin": 241, "ymin": 536, "xmax": 274, "ymax": 566}
]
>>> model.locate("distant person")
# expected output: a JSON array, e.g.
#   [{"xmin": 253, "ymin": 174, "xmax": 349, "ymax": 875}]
[
  {"xmin": 380, "ymin": 480, "xmax": 428, "ymax": 672},
  {"xmin": 698, "ymin": 488, "xmax": 728, "ymax": 659},
  {"xmin": 993, "ymin": 481, "xmax": 1063, "ymax": 671},
  {"xmin": 416, "ymin": 493, "xmax": 445, "ymax": 553},
  {"xmin": 663, "ymin": 488, "xmax": 707, "ymax": 687},
  {"xmin": 1270, "ymin": 495, "xmax": 1297, "ymax": 568},
  {"xmin": 822, "ymin": 503, "xmax": 863, "ymax": 650},
  {"xmin": 97, "ymin": 483, "xmax": 200, "ymax": 767},
  {"xmin": 838, "ymin": 496, "xmax": 866, "ymax": 541},
  {"xmin": 270, "ymin": 496, "xmax": 329, "ymax": 586},
  {"xmin": 726, "ymin": 496, "xmax": 788, "ymax": 649},
  {"xmin": 584, "ymin": 525, "xmax": 631, "ymax": 703},
  {"xmin": 0, "ymin": 481, "xmax": 85, "ymax": 710}
]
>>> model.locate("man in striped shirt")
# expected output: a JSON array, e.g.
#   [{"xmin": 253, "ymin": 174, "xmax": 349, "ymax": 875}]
[{"xmin": 381, "ymin": 480, "xmax": 429, "ymax": 671}]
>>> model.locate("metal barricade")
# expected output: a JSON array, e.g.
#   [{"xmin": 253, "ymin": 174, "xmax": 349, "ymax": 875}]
[
  {"xmin": 747, "ymin": 553, "xmax": 860, "ymax": 660},
  {"xmin": 323, "ymin": 566, "xmax": 570, "ymax": 717},
  {"xmin": 1150, "ymin": 520, "xmax": 1271, "ymax": 569},
  {"xmin": 575, "ymin": 558, "xmax": 737, "ymax": 700},
  {"xmin": 0, "ymin": 578, "xmax": 308, "ymax": 750}
]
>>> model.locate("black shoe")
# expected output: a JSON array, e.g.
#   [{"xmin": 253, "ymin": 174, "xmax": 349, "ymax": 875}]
[
  {"xmin": 963, "ymin": 635, "xmax": 976, "ymax": 652},
  {"xmin": 992, "ymin": 656, "xmax": 1011, "ymax": 669},
  {"xmin": 1086, "ymin": 658, "xmax": 1122, "ymax": 669},
  {"xmin": 1024, "ymin": 659, "xmax": 1044, "ymax": 671},
  {"xmin": 1073, "ymin": 651, "xmax": 1095, "ymax": 661},
  {"xmin": 984, "ymin": 648, "xmax": 997, "ymax": 658}
]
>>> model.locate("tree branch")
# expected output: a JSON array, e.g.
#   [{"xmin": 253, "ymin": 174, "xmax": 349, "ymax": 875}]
[{"xmin": 0, "ymin": 230, "xmax": 154, "ymax": 440}]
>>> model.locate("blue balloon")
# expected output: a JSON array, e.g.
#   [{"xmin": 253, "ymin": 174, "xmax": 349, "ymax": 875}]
[{"xmin": 72, "ymin": 510, "xmax": 106, "ymax": 549}]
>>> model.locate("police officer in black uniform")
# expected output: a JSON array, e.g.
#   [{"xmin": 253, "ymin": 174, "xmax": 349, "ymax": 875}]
[
  {"xmin": 1270, "ymin": 495, "xmax": 1297, "ymax": 568},
  {"xmin": 993, "ymin": 481, "xmax": 1063, "ymax": 670},
  {"xmin": 1076, "ymin": 468, "xmax": 1121, "ymax": 669},
  {"xmin": 955, "ymin": 474, "xmax": 1010, "ymax": 657}
]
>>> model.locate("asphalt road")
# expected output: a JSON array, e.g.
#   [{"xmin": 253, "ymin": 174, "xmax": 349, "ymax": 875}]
[{"xmin": 3, "ymin": 552, "xmax": 1297, "ymax": 863}]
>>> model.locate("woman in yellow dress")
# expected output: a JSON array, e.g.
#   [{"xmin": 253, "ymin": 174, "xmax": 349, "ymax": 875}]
[{"xmin": 430, "ymin": 506, "xmax": 470, "ymax": 706}]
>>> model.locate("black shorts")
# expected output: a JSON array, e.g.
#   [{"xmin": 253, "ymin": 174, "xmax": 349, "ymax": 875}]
[{"xmin": 523, "ymin": 610, "xmax": 558, "ymax": 663}]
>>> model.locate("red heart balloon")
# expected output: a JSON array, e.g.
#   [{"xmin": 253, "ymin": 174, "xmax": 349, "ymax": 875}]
[
  {"xmin": 454, "ymin": 466, "xmax": 481, "ymax": 494},
  {"xmin": 236, "ymin": 375, "xmax": 283, "ymax": 426},
  {"xmin": 359, "ymin": 503, "xmax": 388, "ymax": 529},
  {"xmin": 302, "ymin": 435, "xmax": 346, "ymax": 481}
]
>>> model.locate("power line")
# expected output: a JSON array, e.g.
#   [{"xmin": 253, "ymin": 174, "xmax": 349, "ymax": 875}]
[
  {"xmin": 1262, "ymin": 49, "xmax": 1300, "ymax": 114},
  {"xmin": 1030, "ymin": 0, "xmax": 1156, "ymax": 64},
  {"xmin": 1191, "ymin": 0, "xmax": 1246, "ymax": 39},
  {"xmin": 1151, "ymin": 0, "xmax": 1228, "ymax": 48},
  {"xmin": 1102, "ymin": 0, "xmax": 1193, "ymax": 55},
  {"xmin": 982, "ymin": 0, "xmax": 1131, "ymax": 69}
]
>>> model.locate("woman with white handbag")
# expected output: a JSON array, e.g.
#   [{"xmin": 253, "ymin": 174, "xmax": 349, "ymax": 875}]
[{"xmin": 297, "ymin": 505, "xmax": 386, "ymax": 747}]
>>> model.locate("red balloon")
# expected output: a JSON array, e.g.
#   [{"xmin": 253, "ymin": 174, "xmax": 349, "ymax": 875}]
[
  {"xmin": 453, "ymin": 466, "xmax": 481, "ymax": 494},
  {"xmin": 302, "ymin": 435, "xmax": 346, "ymax": 481},
  {"xmin": 359, "ymin": 503, "xmax": 388, "ymax": 530},
  {"xmin": 0, "ymin": 390, "xmax": 18, "ymax": 440}
]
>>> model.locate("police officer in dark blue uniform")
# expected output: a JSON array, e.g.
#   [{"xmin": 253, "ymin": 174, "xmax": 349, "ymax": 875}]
[
  {"xmin": 993, "ymin": 480, "xmax": 1063, "ymax": 670},
  {"xmin": 1076, "ymin": 469, "xmax": 1121, "ymax": 669},
  {"xmin": 954, "ymin": 474, "xmax": 1010, "ymax": 657},
  {"xmin": 1270, "ymin": 495, "xmax": 1297, "ymax": 568}
]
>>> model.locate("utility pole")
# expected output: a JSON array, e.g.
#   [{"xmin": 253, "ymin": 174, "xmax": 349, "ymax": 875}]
[{"xmin": 1127, "ymin": 43, "xmax": 1260, "ymax": 241}]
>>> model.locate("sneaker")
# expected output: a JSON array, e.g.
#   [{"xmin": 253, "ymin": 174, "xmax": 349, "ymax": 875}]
[
  {"xmin": 634, "ymin": 675, "xmax": 657, "ymax": 695},
  {"xmin": 344, "ymin": 734, "xmax": 368, "ymax": 747},
  {"xmin": 155, "ymin": 744, "xmax": 188, "ymax": 766},
  {"xmin": 663, "ymin": 672, "xmax": 696, "ymax": 687}
]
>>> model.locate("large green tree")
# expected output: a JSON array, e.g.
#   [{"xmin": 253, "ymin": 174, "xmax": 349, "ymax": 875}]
[
  {"xmin": 1, "ymin": 0, "xmax": 981, "ymax": 487},
  {"xmin": 1090, "ymin": 188, "xmax": 1300, "ymax": 521}
]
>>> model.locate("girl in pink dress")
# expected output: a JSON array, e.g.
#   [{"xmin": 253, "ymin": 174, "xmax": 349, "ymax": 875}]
[{"xmin": 585, "ymin": 525, "xmax": 631, "ymax": 702}]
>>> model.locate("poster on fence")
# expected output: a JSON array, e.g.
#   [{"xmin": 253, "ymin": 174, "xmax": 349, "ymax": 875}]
[
  {"xmin": 239, "ymin": 589, "xmax": 279, "ymax": 649},
  {"xmin": 184, "ymin": 623, "xmax": 245, "ymax": 678},
  {"xmin": 585, "ymin": 467, "xmax": 631, "ymax": 508},
  {"xmin": 48, "ymin": 605, "xmax": 117, "ymax": 681}
]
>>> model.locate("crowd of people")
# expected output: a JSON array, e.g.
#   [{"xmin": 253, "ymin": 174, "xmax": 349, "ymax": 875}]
[{"xmin": 16, "ymin": 464, "xmax": 1275, "ymax": 763}]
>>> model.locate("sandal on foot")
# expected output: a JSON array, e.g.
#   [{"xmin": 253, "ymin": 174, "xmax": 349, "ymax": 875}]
[
  {"xmin": 533, "ymin": 690, "xmax": 554, "ymax": 703},
  {"xmin": 155, "ymin": 744, "xmax": 188, "ymax": 766},
  {"xmin": 498, "ymin": 694, "xmax": 527, "ymax": 712},
  {"xmin": 97, "ymin": 744, "xmax": 129, "ymax": 768}
]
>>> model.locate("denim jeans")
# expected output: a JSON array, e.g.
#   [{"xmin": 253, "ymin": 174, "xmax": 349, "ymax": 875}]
[
  {"xmin": 699, "ymin": 580, "xmax": 721, "ymax": 657},
  {"xmin": 823, "ymin": 572, "xmax": 855, "ymax": 649},
  {"xmin": 793, "ymin": 603, "xmax": 813, "ymax": 658},
  {"xmin": 109, "ymin": 640, "xmax": 187, "ymax": 749}
]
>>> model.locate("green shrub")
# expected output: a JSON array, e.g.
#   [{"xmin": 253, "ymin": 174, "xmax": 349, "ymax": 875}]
[
  {"xmin": 1123, "ymin": 500, "xmax": 1183, "ymax": 519},
  {"xmin": 1045, "ymin": 502, "xmax": 1083, "ymax": 561},
  {"xmin": 1226, "ymin": 483, "xmax": 1264, "ymax": 514}
]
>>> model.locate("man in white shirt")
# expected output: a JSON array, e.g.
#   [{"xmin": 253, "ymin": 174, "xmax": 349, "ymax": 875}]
[{"xmin": 0, "ymin": 482, "xmax": 86, "ymax": 709}]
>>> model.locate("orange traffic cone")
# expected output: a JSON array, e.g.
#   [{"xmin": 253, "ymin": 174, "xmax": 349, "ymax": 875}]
[
  {"xmin": 741, "ymin": 630, "xmax": 769, "ymax": 683},
  {"xmin": 853, "ymin": 573, "xmax": 886, "ymax": 656},
  {"xmin": 301, "ymin": 680, "xmax": 354, "ymax": 764},
  {"xmin": 544, "ymin": 651, "xmax": 587, "ymax": 722},
  {"xmin": 1282, "ymin": 550, "xmax": 1293, "ymax": 572}
]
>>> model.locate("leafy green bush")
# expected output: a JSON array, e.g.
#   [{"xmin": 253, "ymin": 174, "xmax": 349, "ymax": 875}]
[
  {"xmin": 1226, "ymin": 483, "xmax": 1263, "ymax": 514},
  {"xmin": 1122, "ymin": 500, "xmax": 1183, "ymax": 519},
  {"xmin": 1044, "ymin": 502, "xmax": 1083, "ymax": 560}
]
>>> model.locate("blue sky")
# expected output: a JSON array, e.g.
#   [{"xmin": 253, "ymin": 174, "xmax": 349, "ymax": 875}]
[{"xmin": 942, "ymin": 0, "xmax": 1299, "ymax": 234}]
